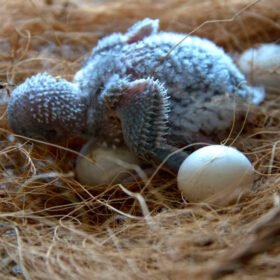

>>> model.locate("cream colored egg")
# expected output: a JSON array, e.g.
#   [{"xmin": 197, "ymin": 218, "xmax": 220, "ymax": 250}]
[
  {"xmin": 76, "ymin": 141, "xmax": 140, "ymax": 185},
  {"xmin": 177, "ymin": 145, "xmax": 254, "ymax": 204},
  {"xmin": 238, "ymin": 43, "xmax": 280, "ymax": 90}
]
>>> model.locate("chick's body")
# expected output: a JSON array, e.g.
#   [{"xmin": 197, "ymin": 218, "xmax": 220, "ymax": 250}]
[
  {"xmin": 7, "ymin": 18, "xmax": 264, "ymax": 170},
  {"xmin": 74, "ymin": 23, "xmax": 262, "ymax": 148}
]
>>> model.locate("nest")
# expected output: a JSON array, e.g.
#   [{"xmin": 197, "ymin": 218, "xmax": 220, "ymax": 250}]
[{"xmin": 0, "ymin": 0, "xmax": 280, "ymax": 279}]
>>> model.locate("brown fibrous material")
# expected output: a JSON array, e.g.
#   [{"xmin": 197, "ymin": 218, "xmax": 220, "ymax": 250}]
[{"xmin": 0, "ymin": 0, "xmax": 280, "ymax": 279}]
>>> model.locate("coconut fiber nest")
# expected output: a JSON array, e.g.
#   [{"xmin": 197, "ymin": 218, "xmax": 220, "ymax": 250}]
[{"xmin": 0, "ymin": 0, "xmax": 280, "ymax": 279}]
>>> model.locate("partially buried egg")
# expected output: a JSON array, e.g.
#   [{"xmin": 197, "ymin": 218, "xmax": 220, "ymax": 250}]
[
  {"xmin": 238, "ymin": 43, "xmax": 280, "ymax": 90},
  {"xmin": 177, "ymin": 145, "xmax": 255, "ymax": 205},
  {"xmin": 76, "ymin": 141, "xmax": 140, "ymax": 186}
]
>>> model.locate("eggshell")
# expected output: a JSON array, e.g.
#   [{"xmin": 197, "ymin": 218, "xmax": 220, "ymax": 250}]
[
  {"xmin": 76, "ymin": 141, "xmax": 140, "ymax": 185},
  {"xmin": 177, "ymin": 145, "xmax": 254, "ymax": 204}
]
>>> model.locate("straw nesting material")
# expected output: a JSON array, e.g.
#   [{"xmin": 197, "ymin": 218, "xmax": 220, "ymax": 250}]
[{"xmin": 0, "ymin": 0, "xmax": 280, "ymax": 279}]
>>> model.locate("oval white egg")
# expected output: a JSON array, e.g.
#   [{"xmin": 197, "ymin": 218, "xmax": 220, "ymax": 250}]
[
  {"xmin": 177, "ymin": 145, "xmax": 254, "ymax": 204},
  {"xmin": 238, "ymin": 43, "xmax": 280, "ymax": 90},
  {"xmin": 76, "ymin": 141, "xmax": 140, "ymax": 186}
]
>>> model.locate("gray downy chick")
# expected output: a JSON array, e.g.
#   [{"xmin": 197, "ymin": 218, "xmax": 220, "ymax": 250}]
[{"xmin": 7, "ymin": 18, "xmax": 264, "ymax": 171}]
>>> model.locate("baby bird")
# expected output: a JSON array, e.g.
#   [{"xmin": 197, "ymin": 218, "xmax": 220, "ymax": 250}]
[{"xmin": 7, "ymin": 18, "xmax": 264, "ymax": 171}]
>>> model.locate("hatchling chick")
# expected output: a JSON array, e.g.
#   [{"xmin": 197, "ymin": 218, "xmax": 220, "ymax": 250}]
[{"xmin": 7, "ymin": 18, "xmax": 264, "ymax": 171}]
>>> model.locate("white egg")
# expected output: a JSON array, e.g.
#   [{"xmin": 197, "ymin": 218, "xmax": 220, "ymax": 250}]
[
  {"xmin": 76, "ymin": 141, "xmax": 140, "ymax": 185},
  {"xmin": 177, "ymin": 145, "xmax": 254, "ymax": 204},
  {"xmin": 238, "ymin": 43, "xmax": 280, "ymax": 90}
]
